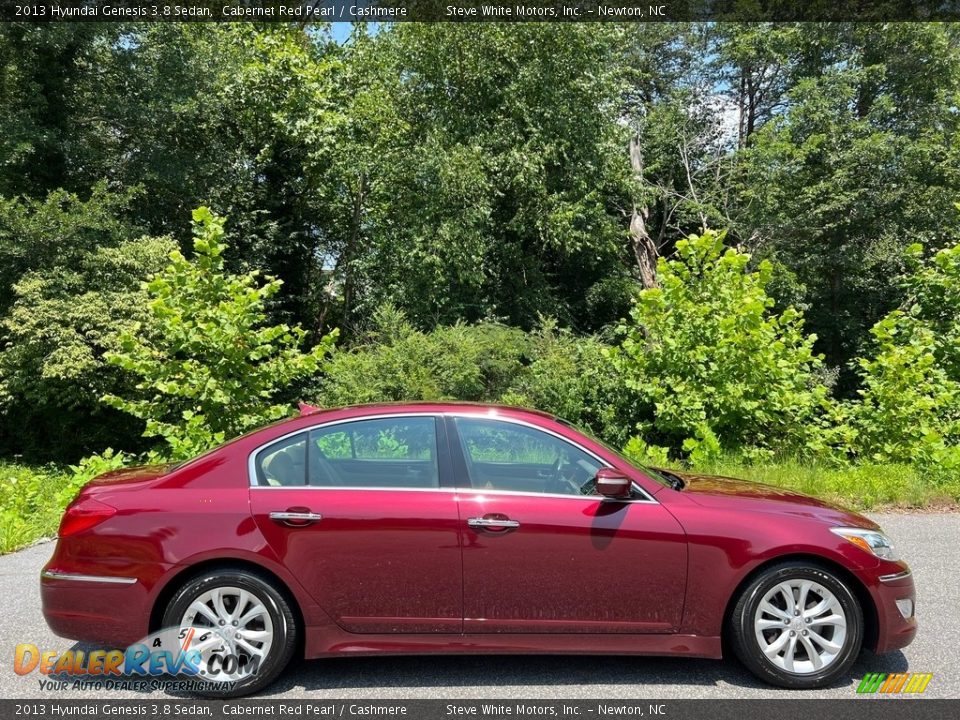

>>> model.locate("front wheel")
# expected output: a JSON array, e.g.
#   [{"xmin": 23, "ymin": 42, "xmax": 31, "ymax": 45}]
[
  {"xmin": 729, "ymin": 561, "xmax": 863, "ymax": 689},
  {"xmin": 161, "ymin": 568, "xmax": 299, "ymax": 698}
]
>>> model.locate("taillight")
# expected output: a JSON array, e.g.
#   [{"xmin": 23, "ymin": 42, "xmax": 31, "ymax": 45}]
[{"xmin": 58, "ymin": 497, "xmax": 117, "ymax": 537}]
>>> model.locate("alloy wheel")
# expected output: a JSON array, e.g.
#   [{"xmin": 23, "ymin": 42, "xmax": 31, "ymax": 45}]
[
  {"xmin": 753, "ymin": 579, "xmax": 848, "ymax": 674},
  {"xmin": 179, "ymin": 585, "xmax": 275, "ymax": 682}
]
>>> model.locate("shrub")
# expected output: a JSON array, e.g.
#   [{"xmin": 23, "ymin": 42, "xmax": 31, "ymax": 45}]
[
  {"xmin": 319, "ymin": 310, "xmax": 635, "ymax": 448},
  {"xmin": 0, "ymin": 185, "xmax": 169, "ymax": 461},
  {"xmin": 501, "ymin": 319, "xmax": 634, "ymax": 447},
  {"xmin": 611, "ymin": 230, "xmax": 835, "ymax": 458},
  {"xmin": 852, "ymin": 241, "xmax": 960, "ymax": 473},
  {"xmin": 58, "ymin": 449, "xmax": 129, "ymax": 507},
  {"xmin": 104, "ymin": 208, "xmax": 338, "ymax": 460},
  {"xmin": 0, "ymin": 462, "xmax": 73, "ymax": 554},
  {"xmin": 315, "ymin": 304, "xmax": 530, "ymax": 406},
  {"xmin": 621, "ymin": 436, "xmax": 671, "ymax": 467}
]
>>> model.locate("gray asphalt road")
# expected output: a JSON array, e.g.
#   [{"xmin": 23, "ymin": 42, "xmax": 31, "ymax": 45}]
[{"xmin": 1, "ymin": 514, "xmax": 957, "ymax": 700}]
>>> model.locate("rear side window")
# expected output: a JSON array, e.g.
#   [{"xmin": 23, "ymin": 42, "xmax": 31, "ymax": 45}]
[
  {"xmin": 308, "ymin": 417, "xmax": 439, "ymax": 488},
  {"xmin": 255, "ymin": 433, "xmax": 307, "ymax": 486}
]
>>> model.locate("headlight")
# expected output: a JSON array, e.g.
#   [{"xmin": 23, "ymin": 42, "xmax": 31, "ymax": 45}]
[{"xmin": 831, "ymin": 527, "xmax": 898, "ymax": 561}]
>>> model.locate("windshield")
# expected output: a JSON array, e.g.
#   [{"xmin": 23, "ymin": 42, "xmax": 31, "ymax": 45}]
[{"xmin": 553, "ymin": 417, "xmax": 678, "ymax": 489}]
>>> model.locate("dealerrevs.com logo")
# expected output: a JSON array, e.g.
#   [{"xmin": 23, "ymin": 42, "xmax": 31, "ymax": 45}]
[
  {"xmin": 13, "ymin": 627, "xmax": 259, "ymax": 692},
  {"xmin": 856, "ymin": 672, "xmax": 934, "ymax": 694}
]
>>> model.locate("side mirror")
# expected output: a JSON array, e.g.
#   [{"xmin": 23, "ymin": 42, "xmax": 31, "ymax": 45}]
[{"xmin": 595, "ymin": 468, "xmax": 632, "ymax": 499}]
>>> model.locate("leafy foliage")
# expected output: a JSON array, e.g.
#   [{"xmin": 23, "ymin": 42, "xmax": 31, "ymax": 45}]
[
  {"xmin": 104, "ymin": 208, "xmax": 338, "ymax": 460},
  {"xmin": 0, "ymin": 183, "xmax": 144, "ymax": 314},
  {"xmin": 729, "ymin": 23, "xmax": 960, "ymax": 385},
  {"xmin": 852, "ymin": 241, "xmax": 960, "ymax": 471},
  {"xmin": 500, "ymin": 321, "xmax": 634, "ymax": 448},
  {"xmin": 2, "ymin": 24, "xmax": 960, "ymax": 519},
  {"xmin": 58, "ymin": 449, "xmax": 128, "ymax": 508},
  {"xmin": 0, "ymin": 461, "xmax": 74, "ymax": 554},
  {"xmin": 0, "ymin": 185, "xmax": 170, "ymax": 460},
  {"xmin": 316, "ymin": 305, "xmax": 529, "ymax": 407},
  {"xmin": 0, "ymin": 24, "xmax": 110, "ymax": 198},
  {"xmin": 318, "ymin": 25, "xmax": 635, "ymax": 333},
  {"xmin": 612, "ymin": 230, "xmax": 834, "ymax": 457},
  {"xmin": 317, "ymin": 308, "xmax": 633, "ymax": 449}
]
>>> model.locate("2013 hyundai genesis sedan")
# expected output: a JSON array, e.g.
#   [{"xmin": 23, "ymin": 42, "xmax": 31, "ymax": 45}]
[{"xmin": 41, "ymin": 402, "xmax": 916, "ymax": 696}]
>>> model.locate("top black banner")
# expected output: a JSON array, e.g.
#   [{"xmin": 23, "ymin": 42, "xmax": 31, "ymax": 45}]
[{"xmin": 2, "ymin": 0, "xmax": 959, "ymax": 22}]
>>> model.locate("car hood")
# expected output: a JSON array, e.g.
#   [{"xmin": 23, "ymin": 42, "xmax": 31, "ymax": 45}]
[{"xmin": 655, "ymin": 468, "xmax": 879, "ymax": 530}]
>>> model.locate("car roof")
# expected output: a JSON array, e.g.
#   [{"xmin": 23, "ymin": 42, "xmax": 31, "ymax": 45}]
[{"xmin": 301, "ymin": 400, "xmax": 558, "ymax": 421}]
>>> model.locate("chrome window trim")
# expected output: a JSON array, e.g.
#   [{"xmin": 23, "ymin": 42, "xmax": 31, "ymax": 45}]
[
  {"xmin": 42, "ymin": 570, "xmax": 137, "ymax": 585},
  {"xmin": 247, "ymin": 410, "xmax": 658, "ymax": 504},
  {"xmin": 879, "ymin": 569, "xmax": 912, "ymax": 583},
  {"xmin": 248, "ymin": 412, "xmax": 440, "ymax": 488},
  {"xmin": 249, "ymin": 485, "xmax": 657, "ymax": 503},
  {"xmin": 447, "ymin": 412, "xmax": 658, "ymax": 503},
  {"xmin": 456, "ymin": 487, "xmax": 657, "ymax": 504},
  {"xmin": 251, "ymin": 485, "xmax": 455, "ymax": 492}
]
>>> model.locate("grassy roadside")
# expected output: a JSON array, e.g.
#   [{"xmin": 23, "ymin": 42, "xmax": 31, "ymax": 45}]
[
  {"xmin": 0, "ymin": 461, "xmax": 73, "ymax": 555},
  {"xmin": 1, "ymin": 457, "xmax": 958, "ymax": 555},
  {"xmin": 685, "ymin": 457, "xmax": 960, "ymax": 511}
]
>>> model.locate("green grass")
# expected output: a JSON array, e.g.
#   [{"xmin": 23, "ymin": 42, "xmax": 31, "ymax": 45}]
[
  {"xmin": 686, "ymin": 456, "xmax": 960, "ymax": 511},
  {"xmin": 1, "ymin": 455, "xmax": 957, "ymax": 556},
  {"xmin": 0, "ymin": 461, "xmax": 73, "ymax": 555}
]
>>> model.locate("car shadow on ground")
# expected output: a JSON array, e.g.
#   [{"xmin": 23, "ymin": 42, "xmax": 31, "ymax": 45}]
[
  {"xmin": 58, "ymin": 642, "xmax": 908, "ymax": 697},
  {"xmin": 267, "ymin": 650, "xmax": 910, "ymax": 696}
]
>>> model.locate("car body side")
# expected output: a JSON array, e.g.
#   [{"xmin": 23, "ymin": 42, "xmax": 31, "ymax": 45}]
[{"xmin": 41, "ymin": 403, "xmax": 916, "ymax": 660}]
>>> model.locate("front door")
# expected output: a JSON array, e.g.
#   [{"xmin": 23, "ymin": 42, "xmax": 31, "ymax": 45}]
[
  {"xmin": 249, "ymin": 414, "xmax": 462, "ymax": 633},
  {"xmin": 449, "ymin": 415, "xmax": 688, "ymax": 633}
]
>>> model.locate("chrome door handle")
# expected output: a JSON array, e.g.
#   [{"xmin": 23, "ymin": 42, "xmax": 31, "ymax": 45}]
[
  {"xmin": 269, "ymin": 511, "xmax": 323, "ymax": 523},
  {"xmin": 468, "ymin": 517, "xmax": 520, "ymax": 530}
]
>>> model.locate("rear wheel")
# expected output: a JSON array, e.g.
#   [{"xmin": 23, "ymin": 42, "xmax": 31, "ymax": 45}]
[
  {"xmin": 161, "ymin": 568, "xmax": 298, "ymax": 697},
  {"xmin": 729, "ymin": 561, "xmax": 863, "ymax": 688}
]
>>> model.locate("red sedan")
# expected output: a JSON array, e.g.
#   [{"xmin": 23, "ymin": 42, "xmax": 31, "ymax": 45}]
[{"xmin": 41, "ymin": 403, "xmax": 916, "ymax": 696}]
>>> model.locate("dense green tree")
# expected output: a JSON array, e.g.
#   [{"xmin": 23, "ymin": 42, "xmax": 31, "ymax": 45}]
[
  {"xmin": 320, "ymin": 25, "xmax": 636, "ymax": 333},
  {"xmin": 0, "ymin": 235, "xmax": 173, "ymax": 460},
  {"xmin": 0, "ymin": 24, "xmax": 111, "ymax": 197},
  {"xmin": 727, "ymin": 23, "xmax": 960, "ymax": 386},
  {"xmin": 0, "ymin": 184, "xmax": 160, "ymax": 460},
  {"xmin": 68, "ymin": 24, "xmax": 342, "ymax": 329},
  {"xmin": 0, "ymin": 183, "xmax": 142, "ymax": 312},
  {"xmin": 3, "ymin": 24, "xmax": 342, "ymax": 331}
]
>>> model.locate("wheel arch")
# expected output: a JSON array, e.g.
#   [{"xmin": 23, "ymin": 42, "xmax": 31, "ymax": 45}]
[
  {"xmin": 720, "ymin": 553, "xmax": 879, "ymax": 655},
  {"xmin": 148, "ymin": 557, "xmax": 306, "ymax": 655}
]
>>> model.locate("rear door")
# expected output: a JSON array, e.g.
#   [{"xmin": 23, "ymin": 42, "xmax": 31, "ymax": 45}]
[{"xmin": 249, "ymin": 414, "xmax": 462, "ymax": 633}]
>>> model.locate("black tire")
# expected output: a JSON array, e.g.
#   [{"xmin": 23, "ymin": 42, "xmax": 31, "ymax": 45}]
[
  {"xmin": 728, "ymin": 560, "xmax": 863, "ymax": 689},
  {"xmin": 161, "ymin": 567, "xmax": 299, "ymax": 698}
]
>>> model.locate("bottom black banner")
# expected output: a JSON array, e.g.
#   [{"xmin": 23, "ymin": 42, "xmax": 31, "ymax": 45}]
[{"xmin": 3, "ymin": 700, "xmax": 958, "ymax": 720}]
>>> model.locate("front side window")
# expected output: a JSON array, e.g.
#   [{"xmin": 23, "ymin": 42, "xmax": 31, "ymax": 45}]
[
  {"xmin": 308, "ymin": 416, "xmax": 439, "ymax": 488},
  {"xmin": 454, "ymin": 417, "xmax": 603, "ymax": 496}
]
